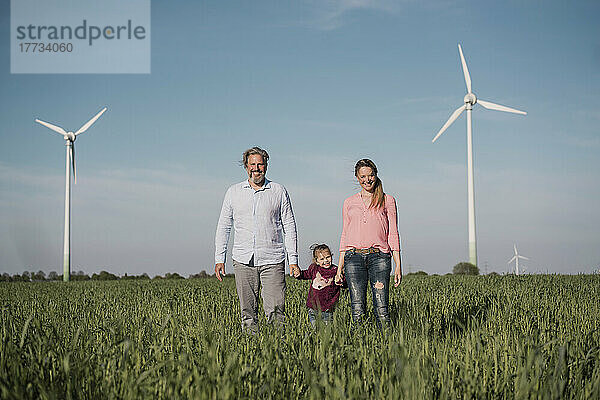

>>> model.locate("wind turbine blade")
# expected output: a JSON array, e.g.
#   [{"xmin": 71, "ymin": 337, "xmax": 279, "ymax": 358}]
[
  {"xmin": 432, "ymin": 105, "xmax": 466, "ymax": 143},
  {"xmin": 518, "ymin": 256, "xmax": 530, "ymax": 260},
  {"xmin": 514, "ymin": 244, "xmax": 518, "ymax": 254},
  {"xmin": 35, "ymin": 119, "xmax": 67, "ymax": 136},
  {"xmin": 458, "ymin": 44, "xmax": 472, "ymax": 94},
  {"xmin": 478, "ymin": 99, "xmax": 527, "ymax": 115},
  {"xmin": 70, "ymin": 144, "xmax": 77, "ymax": 184},
  {"xmin": 75, "ymin": 107, "xmax": 107, "ymax": 136},
  {"xmin": 507, "ymin": 256, "xmax": 516, "ymax": 264}
]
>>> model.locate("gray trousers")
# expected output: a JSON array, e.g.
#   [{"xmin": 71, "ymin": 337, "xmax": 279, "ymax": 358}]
[{"xmin": 233, "ymin": 259, "xmax": 286, "ymax": 331}]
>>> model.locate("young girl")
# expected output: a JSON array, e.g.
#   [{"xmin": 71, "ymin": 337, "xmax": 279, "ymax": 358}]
[{"xmin": 295, "ymin": 244, "xmax": 346, "ymax": 326}]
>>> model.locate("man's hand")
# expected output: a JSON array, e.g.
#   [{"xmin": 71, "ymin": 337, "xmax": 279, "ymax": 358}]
[
  {"xmin": 289, "ymin": 264, "xmax": 300, "ymax": 278},
  {"xmin": 215, "ymin": 263, "xmax": 225, "ymax": 282}
]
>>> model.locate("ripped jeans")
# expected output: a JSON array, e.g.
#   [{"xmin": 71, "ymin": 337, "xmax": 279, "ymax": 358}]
[{"xmin": 344, "ymin": 249, "xmax": 392, "ymax": 326}]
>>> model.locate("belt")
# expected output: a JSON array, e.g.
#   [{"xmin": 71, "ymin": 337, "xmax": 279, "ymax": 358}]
[{"xmin": 351, "ymin": 247, "xmax": 380, "ymax": 254}]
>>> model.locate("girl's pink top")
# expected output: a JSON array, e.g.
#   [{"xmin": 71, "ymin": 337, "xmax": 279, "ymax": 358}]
[{"xmin": 339, "ymin": 193, "xmax": 401, "ymax": 254}]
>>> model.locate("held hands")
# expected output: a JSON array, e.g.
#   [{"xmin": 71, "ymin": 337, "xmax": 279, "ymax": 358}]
[
  {"xmin": 336, "ymin": 253, "xmax": 345, "ymax": 286},
  {"xmin": 215, "ymin": 263, "xmax": 226, "ymax": 282},
  {"xmin": 289, "ymin": 264, "xmax": 300, "ymax": 278},
  {"xmin": 335, "ymin": 269, "xmax": 344, "ymax": 286}
]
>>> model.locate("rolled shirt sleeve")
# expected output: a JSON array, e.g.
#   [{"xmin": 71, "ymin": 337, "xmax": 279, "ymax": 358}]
[
  {"xmin": 214, "ymin": 188, "xmax": 233, "ymax": 264},
  {"xmin": 280, "ymin": 186, "xmax": 298, "ymax": 265},
  {"xmin": 385, "ymin": 195, "xmax": 401, "ymax": 252},
  {"xmin": 339, "ymin": 197, "xmax": 351, "ymax": 252}
]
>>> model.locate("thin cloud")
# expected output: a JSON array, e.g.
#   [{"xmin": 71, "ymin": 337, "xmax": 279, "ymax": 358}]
[{"xmin": 303, "ymin": 0, "xmax": 399, "ymax": 30}]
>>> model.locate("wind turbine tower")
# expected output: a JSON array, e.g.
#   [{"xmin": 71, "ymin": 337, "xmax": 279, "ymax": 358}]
[
  {"xmin": 35, "ymin": 107, "xmax": 107, "ymax": 282},
  {"xmin": 508, "ymin": 244, "xmax": 529, "ymax": 275},
  {"xmin": 432, "ymin": 44, "xmax": 526, "ymax": 266}
]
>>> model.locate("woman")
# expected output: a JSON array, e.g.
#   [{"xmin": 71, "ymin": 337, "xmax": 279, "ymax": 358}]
[{"xmin": 335, "ymin": 159, "xmax": 402, "ymax": 326}]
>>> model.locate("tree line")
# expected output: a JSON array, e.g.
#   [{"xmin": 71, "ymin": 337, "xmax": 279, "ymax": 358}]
[
  {"xmin": 0, "ymin": 270, "xmax": 215, "ymax": 282},
  {"xmin": 1, "ymin": 263, "xmax": 482, "ymax": 283}
]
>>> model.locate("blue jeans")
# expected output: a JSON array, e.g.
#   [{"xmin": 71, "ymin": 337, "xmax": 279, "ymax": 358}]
[
  {"xmin": 344, "ymin": 249, "xmax": 392, "ymax": 326},
  {"xmin": 308, "ymin": 309, "xmax": 333, "ymax": 327}
]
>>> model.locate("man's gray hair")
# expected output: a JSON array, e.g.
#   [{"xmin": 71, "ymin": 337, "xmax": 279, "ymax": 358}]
[{"xmin": 241, "ymin": 147, "xmax": 269, "ymax": 167}]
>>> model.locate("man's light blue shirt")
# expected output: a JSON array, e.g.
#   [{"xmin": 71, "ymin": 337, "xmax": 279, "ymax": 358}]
[{"xmin": 215, "ymin": 179, "xmax": 298, "ymax": 266}]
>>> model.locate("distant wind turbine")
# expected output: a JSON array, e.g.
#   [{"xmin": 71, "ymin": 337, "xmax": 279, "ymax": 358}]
[
  {"xmin": 508, "ymin": 244, "xmax": 529, "ymax": 275},
  {"xmin": 432, "ymin": 44, "xmax": 526, "ymax": 266},
  {"xmin": 35, "ymin": 107, "xmax": 107, "ymax": 282}
]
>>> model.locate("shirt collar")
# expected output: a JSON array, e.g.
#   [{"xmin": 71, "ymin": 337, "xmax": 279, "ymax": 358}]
[{"xmin": 241, "ymin": 178, "xmax": 271, "ymax": 191}]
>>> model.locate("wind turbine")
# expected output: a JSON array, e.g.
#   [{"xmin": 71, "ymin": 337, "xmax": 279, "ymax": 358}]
[
  {"xmin": 35, "ymin": 107, "xmax": 107, "ymax": 282},
  {"xmin": 432, "ymin": 44, "xmax": 526, "ymax": 266},
  {"xmin": 508, "ymin": 244, "xmax": 529, "ymax": 275}
]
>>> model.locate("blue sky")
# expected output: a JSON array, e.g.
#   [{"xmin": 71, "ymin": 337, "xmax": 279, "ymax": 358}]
[{"xmin": 1, "ymin": 0, "xmax": 599, "ymax": 276}]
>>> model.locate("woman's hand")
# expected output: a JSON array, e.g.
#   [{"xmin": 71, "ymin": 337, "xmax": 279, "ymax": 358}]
[
  {"xmin": 394, "ymin": 265, "xmax": 402, "ymax": 287},
  {"xmin": 392, "ymin": 250, "xmax": 402, "ymax": 287},
  {"xmin": 335, "ymin": 252, "xmax": 345, "ymax": 285},
  {"xmin": 335, "ymin": 270, "xmax": 344, "ymax": 285}
]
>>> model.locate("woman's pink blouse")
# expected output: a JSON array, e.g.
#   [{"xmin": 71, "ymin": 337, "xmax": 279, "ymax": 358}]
[{"xmin": 339, "ymin": 193, "xmax": 401, "ymax": 254}]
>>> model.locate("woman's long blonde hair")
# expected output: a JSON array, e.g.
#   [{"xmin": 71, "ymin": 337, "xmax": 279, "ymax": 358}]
[{"xmin": 355, "ymin": 159, "xmax": 385, "ymax": 209}]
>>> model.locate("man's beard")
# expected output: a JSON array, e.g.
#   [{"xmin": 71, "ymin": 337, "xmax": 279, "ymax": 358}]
[{"xmin": 250, "ymin": 172, "xmax": 265, "ymax": 185}]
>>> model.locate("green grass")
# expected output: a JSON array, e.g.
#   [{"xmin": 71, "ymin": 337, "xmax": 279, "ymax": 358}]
[{"xmin": 1, "ymin": 275, "xmax": 599, "ymax": 399}]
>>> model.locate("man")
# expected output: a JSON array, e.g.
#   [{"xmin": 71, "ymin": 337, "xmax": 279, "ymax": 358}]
[{"xmin": 215, "ymin": 147, "xmax": 299, "ymax": 332}]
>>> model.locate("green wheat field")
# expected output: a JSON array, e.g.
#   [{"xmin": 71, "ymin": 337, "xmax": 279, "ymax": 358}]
[{"xmin": 1, "ymin": 275, "xmax": 599, "ymax": 399}]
